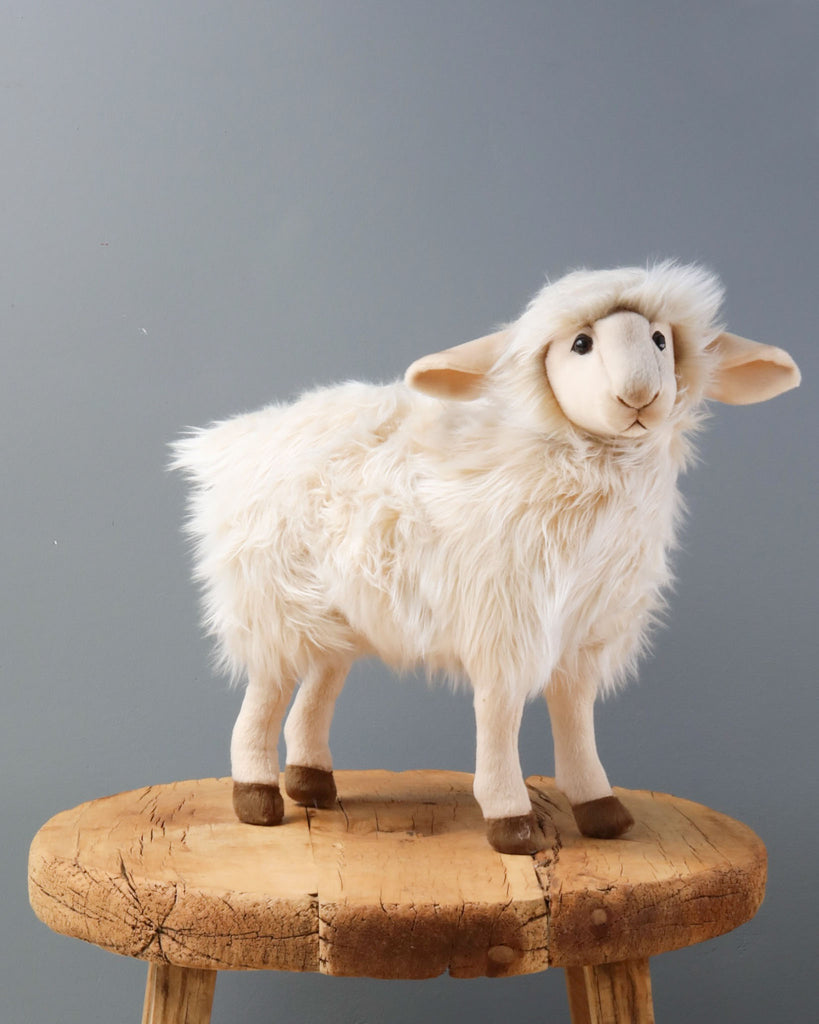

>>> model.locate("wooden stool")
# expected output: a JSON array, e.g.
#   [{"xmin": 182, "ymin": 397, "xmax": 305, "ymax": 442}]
[{"xmin": 28, "ymin": 770, "xmax": 766, "ymax": 1023}]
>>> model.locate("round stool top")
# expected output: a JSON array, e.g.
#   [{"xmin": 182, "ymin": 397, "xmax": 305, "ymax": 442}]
[{"xmin": 28, "ymin": 771, "xmax": 766, "ymax": 979}]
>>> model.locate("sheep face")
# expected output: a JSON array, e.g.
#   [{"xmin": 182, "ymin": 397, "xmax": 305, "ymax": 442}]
[{"xmin": 544, "ymin": 310, "xmax": 677, "ymax": 438}]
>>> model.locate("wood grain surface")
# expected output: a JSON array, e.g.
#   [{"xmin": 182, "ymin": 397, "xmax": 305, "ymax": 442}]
[{"xmin": 29, "ymin": 771, "xmax": 766, "ymax": 979}]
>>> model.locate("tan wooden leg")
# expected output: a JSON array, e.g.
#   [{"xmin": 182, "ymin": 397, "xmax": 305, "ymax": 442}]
[
  {"xmin": 566, "ymin": 958, "xmax": 655, "ymax": 1024},
  {"xmin": 565, "ymin": 966, "xmax": 593, "ymax": 1024},
  {"xmin": 141, "ymin": 964, "xmax": 217, "ymax": 1024}
]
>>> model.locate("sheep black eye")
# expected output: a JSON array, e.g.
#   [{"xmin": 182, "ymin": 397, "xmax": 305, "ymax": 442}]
[
  {"xmin": 571, "ymin": 333, "xmax": 593, "ymax": 355},
  {"xmin": 653, "ymin": 330, "xmax": 667, "ymax": 351}
]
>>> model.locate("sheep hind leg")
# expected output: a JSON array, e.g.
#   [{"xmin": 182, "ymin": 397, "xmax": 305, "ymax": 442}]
[
  {"xmin": 231, "ymin": 673, "xmax": 295, "ymax": 826},
  {"xmin": 283, "ymin": 658, "xmax": 350, "ymax": 809},
  {"xmin": 546, "ymin": 676, "xmax": 634, "ymax": 840}
]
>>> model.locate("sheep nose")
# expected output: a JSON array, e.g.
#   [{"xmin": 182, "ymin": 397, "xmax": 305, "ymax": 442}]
[{"xmin": 617, "ymin": 389, "xmax": 660, "ymax": 412}]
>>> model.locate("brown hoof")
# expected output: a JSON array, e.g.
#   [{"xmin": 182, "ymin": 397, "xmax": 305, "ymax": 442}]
[
  {"xmin": 572, "ymin": 795, "xmax": 634, "ymax": 839},
  {"xmin": 232, "ymin": 780, "xmax": 284, "ymax": 826},
  {"xmin": 285, "ymin": 764, "xmax": 337, "ymax": 809},
  {"xmin": 485, "ymin": 812, "xmax": 545, "ymax": 855}
]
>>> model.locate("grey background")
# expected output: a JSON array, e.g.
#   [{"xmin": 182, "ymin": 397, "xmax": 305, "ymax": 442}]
[{"xmin": 3, "ymin": 2, "xmax": 817, "ymax": 1021}]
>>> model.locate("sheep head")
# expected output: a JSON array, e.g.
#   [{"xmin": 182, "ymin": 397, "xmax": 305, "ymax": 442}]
[{"xmin": 406, "ymin": 263, "xmax": 800, "ymax": 440}]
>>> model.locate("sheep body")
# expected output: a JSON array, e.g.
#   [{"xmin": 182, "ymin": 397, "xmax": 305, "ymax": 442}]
[{"xmin": 175, "ymin": 379, "xmax": 681, "ymax": 693}]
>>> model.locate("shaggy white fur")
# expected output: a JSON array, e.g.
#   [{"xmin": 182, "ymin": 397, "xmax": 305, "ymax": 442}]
[{"xmin": 172, "ymin": 262, "xmax": 800, "ymax": 849}]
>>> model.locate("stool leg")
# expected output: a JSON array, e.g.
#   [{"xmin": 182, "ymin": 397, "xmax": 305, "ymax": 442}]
[
  {"xmin": 565, "ymin": 966, "xmax": 593, "ymax": 1024},
  {"xmin": 565, "ymin": 958, "xmax": 655, "ymax": 1024},
  {"xmin": 141, "ymin": 963, "xmax": 217, "ymax": 1024}
]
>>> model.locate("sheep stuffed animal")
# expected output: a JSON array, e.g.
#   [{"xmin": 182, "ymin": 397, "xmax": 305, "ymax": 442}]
[{"xmin": 172, "ymin": 262, "xmax": 800, "ymax": 855}]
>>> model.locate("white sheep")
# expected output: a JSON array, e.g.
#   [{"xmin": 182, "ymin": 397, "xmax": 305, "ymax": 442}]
[{"xmin": 172, "ymin": 262, "xmax": 800, "ymax": 854}]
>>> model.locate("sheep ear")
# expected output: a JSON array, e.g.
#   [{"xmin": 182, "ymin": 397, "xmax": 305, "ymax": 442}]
[
  {"xmin": 706, "ymin": 332, "xmax": 801, "ymax": 405},
  {"xmin": 405, "ymin": 330, "xmax": 509, "ymax": 400}
]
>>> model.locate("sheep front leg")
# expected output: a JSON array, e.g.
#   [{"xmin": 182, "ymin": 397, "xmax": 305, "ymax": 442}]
[
  {"xmin": 283, "ymin": 659, "xmax": 350, "ymax": 809},
  {"xmin": 473, "ymin": 685, "xmax": 545, "ymax": 855},
  {"xmin": 231, "ymin": 674, "xmax": 295, "ymax": 826},
  {"xmin": 546, "ymin": 676, "xmax": 634, "ymax": 839}
]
